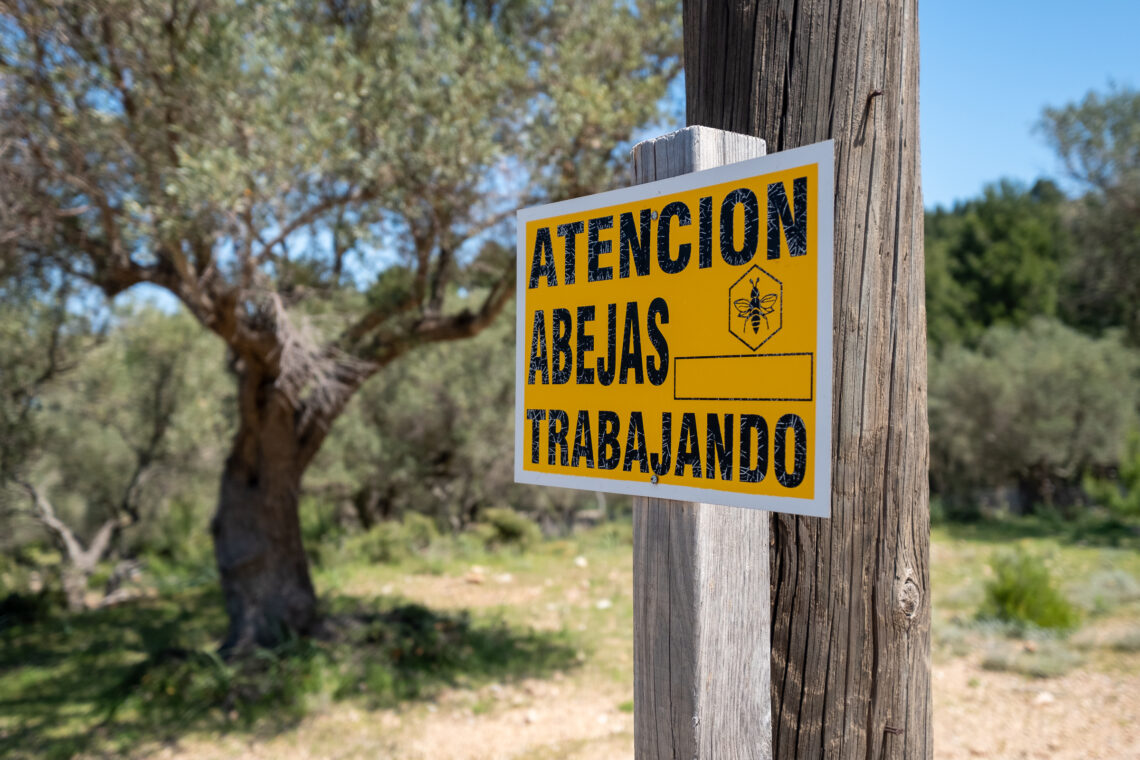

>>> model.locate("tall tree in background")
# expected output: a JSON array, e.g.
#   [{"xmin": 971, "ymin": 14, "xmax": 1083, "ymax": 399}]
[
  {"xmin": 0, "ymin": 0, "xmax": 681, "ymax": 650},
  {"xmin": 925, "ymin": 179, "xmax": 1072, "ymax": 349},
  {"xmin": 683, "ymin": 1, "xmax": 930, "ymax": 757},
  {"xmin": 1040, "ymin": 86, "xmax": 1140, "ymax": 343}
]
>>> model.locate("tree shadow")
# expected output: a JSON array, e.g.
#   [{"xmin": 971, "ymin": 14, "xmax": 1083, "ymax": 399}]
[{"xmin": 0, "ymin": 589, "xmax": 578, "ymax": 759}]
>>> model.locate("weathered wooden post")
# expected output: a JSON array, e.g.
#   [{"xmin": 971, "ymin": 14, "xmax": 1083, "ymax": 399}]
[
  {"xmin": 682, "ymin": 2, "xmax": 932, "ymax": 758},
  {"xmin": 629, "ymin": 128, "xmax": 773, "ymax": 759}
]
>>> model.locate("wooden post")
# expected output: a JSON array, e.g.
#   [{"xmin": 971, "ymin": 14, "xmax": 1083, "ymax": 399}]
[
  {"xmin": 683, "ymin": 2, "xmax": 932, "ymax": 758},
  {"xmin": 631, "ymin": 126, "xmax": 772, "ymax": 760}
]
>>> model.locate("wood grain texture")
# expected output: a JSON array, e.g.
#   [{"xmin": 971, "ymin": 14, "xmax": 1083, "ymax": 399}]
[
  {"xmin": 682, "ymin": 2, "xmax": 932, "ymax": 758},
  {"xmin": 631, "ymin": 126, "xmax": 772, "ymax": 760}
]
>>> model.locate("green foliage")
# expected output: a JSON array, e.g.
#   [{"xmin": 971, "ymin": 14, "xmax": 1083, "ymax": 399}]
[
  {"xmin": 929, "ymin": 318, "xmax": 1140, "ymax": 511},
  {"xmin": 345, "ymin": 513, "xmax": 443, "ymax": 564},
  {"xmin": 472, "ymin": 508, "xmax": 543, "ymax": 551},
  {"xmin": 925, "ymin": 179, "xmax": 1073, "ymax": 349},
  {"xmin": 0, "ymin": 277, "xmax": 88, "ymax": 485},
  {"xmin": 978, "ymin": 547, "xmax": 1080, "ymax": 632},
  {"xmin": 400, "ymin": 512, "xmax": 440, "ymax": 551},
  {"xmin": 1, "ymin": 0, "xmax": 677, "ymax": 637},
  {"xmin": 0, "ymin": 586, "xmax": 576, "ymax": 758},
  {"xmin": 2, "ymin": 306, "xmax": 231, "ymax": 560},
  {"xmin": 1041, "ymin": 86, "xmax": 1140, "ymax": 343},
  {"xmin": 311, "ymin": 302, "xmax": 610, "ymax": 533},
  {"xmin": 1084, "ymin": 432, "xmax": 1140, "ymax": 518}
]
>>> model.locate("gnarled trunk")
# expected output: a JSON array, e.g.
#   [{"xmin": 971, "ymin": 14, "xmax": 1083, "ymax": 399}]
[{"xmin": 212, "ymin": 383, "xmax": 318, "ymax": 652}]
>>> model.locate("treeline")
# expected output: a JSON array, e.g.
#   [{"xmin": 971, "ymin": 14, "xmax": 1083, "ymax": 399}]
[{"xmin": 927, "ymin": 86, "xmax": 1140, "ymax": 519}]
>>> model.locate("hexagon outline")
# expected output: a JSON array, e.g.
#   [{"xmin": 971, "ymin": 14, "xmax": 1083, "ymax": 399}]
[{"xmin": 728, "ymin": 265, "xmax": 783, "ymax": 351}]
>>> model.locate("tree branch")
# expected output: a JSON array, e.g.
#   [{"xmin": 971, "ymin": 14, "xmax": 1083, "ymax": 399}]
[
  {"xmin": 15, "ymin": 478, "xmax": 86, "ymax": 567},
  {"xmin": 257, "ymin": 187, "xmax": 380, "ymax": 263}
]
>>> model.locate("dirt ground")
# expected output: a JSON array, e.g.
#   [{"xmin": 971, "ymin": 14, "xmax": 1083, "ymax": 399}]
[
  {"xmin": 144, "ymin": 654, "xmax": 1140, "ymax": 760},
  {"xmin": 144, "ymin": 563, "xmax": 1140, "ymax": 760},
  {"xmin": 934, "ymin": 656, "xmax": 1140, "ymax": 760}
]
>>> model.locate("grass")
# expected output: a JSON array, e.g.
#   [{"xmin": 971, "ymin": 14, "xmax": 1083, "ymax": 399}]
[
  {"xmin": 0, "ymin": 586, "xmax": 579, "ymax": 759},
  {"xmin": 931, "ymin": 515, "xmax": 1140, "ymax": 673},
  {"xmin": 2, "ymin": 514, "xmax": 1139, "ymax": 759}
]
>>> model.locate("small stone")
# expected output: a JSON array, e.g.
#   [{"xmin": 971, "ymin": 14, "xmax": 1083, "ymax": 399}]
[
  {"xmin": 494, "ymin": 572, "xmax": 514, "ymax": 584},
  {"xmin": 574, "ymin": 555, "xmax": 588, "ymax": 568},
  {"xmin": 525, "ymin": 709, "xmax": 539, "ymax": 724},
  {"xmin": 1033, "ymin": 691, "xmax": 1055, "ymax": 705},
  {"xmin": 596, "ymin": 598, "xmax": 613, "ymax": 610}
]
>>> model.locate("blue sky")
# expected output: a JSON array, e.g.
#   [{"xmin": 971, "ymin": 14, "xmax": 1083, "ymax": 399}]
[{"xmin": 921, "ymin": 1, "xmax": 1140, "ymax": 209}]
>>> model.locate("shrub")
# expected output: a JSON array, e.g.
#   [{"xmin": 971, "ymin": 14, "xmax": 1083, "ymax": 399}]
[
  {"xmin": 345, "ymin": 513, "xmax": 442, "ymax": 565},
  {"xmin": 978, "ymin": 547, "xmax": 1080, "ymax": 631},
  {"xmin": 1084, "ymin": 431, "xmax": 1140, "ymax": 518},
  {"xmin": 929, "ymin": 319, "xmax": 1140, "ymax": 512},
  {"xmin": 400, "ymin": 512, "xmax": 439, "ymax": 551},
  {"xmin": 472, "ymin": 508, "xmax": 542, "ymax": 551}
]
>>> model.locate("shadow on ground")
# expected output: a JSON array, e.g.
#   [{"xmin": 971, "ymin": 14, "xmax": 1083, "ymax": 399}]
[{"xmin": 0, "ymin": 588, "xmax": 577, "ymax": 760}]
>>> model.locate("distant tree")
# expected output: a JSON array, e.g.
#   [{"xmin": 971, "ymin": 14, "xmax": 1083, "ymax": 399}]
[
  {"xmin": 929, "ymin": 318, "xmax": 1140, "ymax": 513},
  {"xmin": 2, "ymin": 308, "xmax": 228, "ymax": 611},
  {"xmin": 0, "ymin": 1, "xmax": 681, "ymax": 649},
  {"xmin": 307, "ymin": 302, "xmax": 597, "ymax": 535},
  {"xmin": 0, "ymin": 268, "xmax": 84, "ymax": 482},
  {"xmin": 925, "ymin": 179, "xmax": 1073, "ymax": 349},
  {"xmin": 1040, "ymin": 86, "xmax": 1140, "ymax": 342}
]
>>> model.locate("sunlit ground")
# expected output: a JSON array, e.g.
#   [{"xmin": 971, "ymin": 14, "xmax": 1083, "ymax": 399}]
[{"xmin": 2, "ymin": 519, "xmax": 1138, "ymax": 759}]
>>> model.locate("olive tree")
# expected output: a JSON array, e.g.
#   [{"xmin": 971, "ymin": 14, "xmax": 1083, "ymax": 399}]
[{"xmin": 0, "ymin": 0, "xmax": 680, "ymax": 649}]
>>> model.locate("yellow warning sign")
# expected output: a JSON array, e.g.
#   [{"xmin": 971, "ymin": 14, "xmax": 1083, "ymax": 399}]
[{"xmin": 514, "ymin": 141, "xmax": 834, "ymax": 516}]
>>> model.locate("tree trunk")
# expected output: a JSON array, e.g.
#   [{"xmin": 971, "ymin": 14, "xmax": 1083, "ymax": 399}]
[
  {"xmin": 683, "ymin": 2, "xmax": 931, "ymax": 758},
  {"xmin": 212, "ymin": 380, "xmax": 319, "ymax": 652}
]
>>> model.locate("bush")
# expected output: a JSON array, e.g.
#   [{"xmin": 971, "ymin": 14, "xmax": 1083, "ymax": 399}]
[
  {"xmin": 929, "ymin": 319, "xmax": 1140, "ymax": 512},
  {"xmin": 345, "ymin": 513, "xmax": 442, "ymax": 565},
  {"xmin": 471, "ymin": 508, "xmax": 542, "ymax": 551},
  {"xmin": 400, "ymin": 512, "xmax": 439, "ymax": 551},
  {"xmin": 978, "ymin": 547, "xmax": 1080, "ymax": 631}
]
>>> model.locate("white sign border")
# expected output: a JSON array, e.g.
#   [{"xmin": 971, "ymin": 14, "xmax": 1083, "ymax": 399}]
[{"xmin": 514, "ymin": 140, "xmax": 834, "ymax": 518}]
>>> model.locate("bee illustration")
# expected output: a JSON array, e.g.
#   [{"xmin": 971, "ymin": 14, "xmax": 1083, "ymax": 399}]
[{"xmin": 734, "ymin": 279, "xmax": 778, "ymax": 334}]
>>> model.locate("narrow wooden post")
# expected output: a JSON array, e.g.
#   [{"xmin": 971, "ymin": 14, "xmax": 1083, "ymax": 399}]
[
  {"xmin": 682, "ymin": 2, "xmax": 932, "ymax": 758},
  {"xmin": 631, "ymin": 126, "xmax": 772, "ymax": 760}
]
